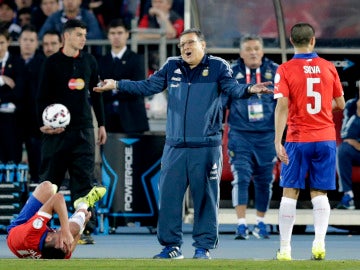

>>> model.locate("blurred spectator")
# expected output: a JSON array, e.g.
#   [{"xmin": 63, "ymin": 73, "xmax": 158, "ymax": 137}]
[
  {"xmin": 41, "ymin": 29, "xmax": 61, "ymax": 57},
  {"xmin": 38, "ymin": 0, "xmax": 104, "ymax": 40},
  {"xmin": 138, "ymin": 0, "xmax": 184, "ymax": 74},
  {"xmin": 138, "ymin": 0, "xmax": 184, "ymax": 39},
  {"xmin": 15, "ymin": 0, "xmax": 33, "ymax": 9},
  {"xmin": 0, "ymin": 26, "xmax": 25, "ymax": 165},
  {"xmin": 98, "ymin": 18, "xmax": 149, "ymax": 134},
  {"xmin": 31, "ymin": 0, "xmax": 59, "ymax": 32},
  {"xmin": 0, "ymin": 0, "xmax": 22, "ymax": 41},
  {"xmin": 81, "ymin": 0, "xmax": 135, "ymax": 32},
  {"xmin": 17, "ymin": 24, "xmax": 45, "ymax": 183},
  {"xmin": 140, "ymin": 0, "xmax": 184, "ymax": 23},
  {"xmin": 17, "ymin": 7, "xmax": 32, "ymax": 27}
]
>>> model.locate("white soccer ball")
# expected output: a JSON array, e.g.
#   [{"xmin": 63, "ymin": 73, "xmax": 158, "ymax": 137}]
[{"xmin": 42, "ymin": 103, "xmax": 71, "ymax": 128}]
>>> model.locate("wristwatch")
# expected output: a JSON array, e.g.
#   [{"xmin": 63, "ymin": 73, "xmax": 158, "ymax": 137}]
[{"xmin": 247, "ymin": 84, "xmax": 254, "ymax": 94}]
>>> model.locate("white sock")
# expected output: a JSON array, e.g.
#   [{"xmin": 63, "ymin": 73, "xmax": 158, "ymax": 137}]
[
  {"xmin": 279, "ymin": 197, "xmax": 297, "ymax": 252},
  {"xmin": 312, "ymin": 195, "xmax": 330, "ymax": 248},
  {"xmin": 76, "ymin": 202, "xmax": 89, "ymax": 211},
  {"xmin": 345, "ymin": 190, "xmax": 354, "ymax": 198},
  {"xmin": 237, "ymin": 218, "xmax": 247, "ymax": 226},
  {"xmin": 256, "ymin": 216, "xmax": 264, "ymax": 224}
]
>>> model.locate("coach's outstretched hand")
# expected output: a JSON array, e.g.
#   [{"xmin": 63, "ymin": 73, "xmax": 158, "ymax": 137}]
[
  {"xmin": 93, "ymin": 79, "xmax": 117, "ymax": 92},
  {"xmin": 249, "ymin": 81, "xmax": 273, "ymax": 94}
]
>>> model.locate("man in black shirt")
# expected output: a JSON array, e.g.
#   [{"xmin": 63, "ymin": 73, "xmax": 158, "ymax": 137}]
[{"xmin": 37, "ymin": 19, "xmax": 107, "ymax": 244}]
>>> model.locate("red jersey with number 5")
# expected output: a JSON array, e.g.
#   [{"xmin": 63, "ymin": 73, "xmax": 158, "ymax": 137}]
[{"xmin": 273, "ymin": 53, "xmax": 343, "ymax": 142}]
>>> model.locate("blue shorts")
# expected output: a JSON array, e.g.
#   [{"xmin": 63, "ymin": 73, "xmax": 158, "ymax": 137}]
[
  {"xmin": 280, "ymin": 141, "xmax": 336, "ymax": 190},
  {"xmin": 7, "ymin": 195, "xmax": 42, "ymax": 233}
]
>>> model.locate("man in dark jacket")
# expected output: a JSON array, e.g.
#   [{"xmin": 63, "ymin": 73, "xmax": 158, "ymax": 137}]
[
  {"xmin": 98, "ymin": 19, "xmax": 149, "ymax": 134},
  {"xmin": 18, "ymin": 25, "xmax": 46, "ymax": 183}
]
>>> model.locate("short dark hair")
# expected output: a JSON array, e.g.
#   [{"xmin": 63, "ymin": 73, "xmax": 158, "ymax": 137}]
[
  {"xmin": 41, "ymin": 246, "xmax": 66, "ymax": 259},
  {"xmin": 107, "ymin": 18, "xmax": 129, "ymax": 32},
  {"xmin": 179, "ymin": 28, "xmax": 205, "ymax": 41},
  {"xmin": 42, "ymin": 29, "xmax": 62, "ymax": 43},
  {"xmin": 290, "ymin": 23, "xmax": 315, "ymax": 47},
  {"xmin": 20, "ymin": 24, "xmax": 37, "ymax": 36},
  {"xmin": 0, "ymin": 23, "xmax": 10, "ymax": 40},
  {"xmin": 62, "ymin": 19, "xmax": 87, "ymax": 34}
]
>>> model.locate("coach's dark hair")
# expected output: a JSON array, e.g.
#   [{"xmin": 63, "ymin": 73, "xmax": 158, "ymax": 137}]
[
  {"xmin": 62, "ymin": 19, "xmax": 87, "ymax": 34},
  {"xmin": 179, "ymin": 28, "xmax": 205, "ymax": 41},
  {"xmin": 41, "ymin": 246, "xmax": 66, "ymax": 259}
]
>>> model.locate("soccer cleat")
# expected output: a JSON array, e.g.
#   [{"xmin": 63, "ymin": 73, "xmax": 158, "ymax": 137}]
[
  {"xmin": 73, "ymin": 186, "xmax": 107, "ymax": 209},
  {"xmin": 336, "ymin": 194, "xmax": 355, "ymax": 210},
  {"xmin": 78, "ymin": 230, "xmax": 95, "ymax": 245},
  {"xmin": 193, "ymin": 248, "xmax": 211, "ymax": 259},
  {"xmin": 276, "ymin": 249, "xmax": 292, "ymax": 261},
  {"xmin": 311, "ymin": 245, "xmax": 326, "ymax": 260},
  {"xmin": 235, "ymin": 224, "xmax": 250, "ymax": 240},
  {"xmin": 252, "ymin": 222, "xmax": 270, "ymax": 239},
  {"xmin": 153, "ymin": 246, "xmax": 184, "ymax": 259}
]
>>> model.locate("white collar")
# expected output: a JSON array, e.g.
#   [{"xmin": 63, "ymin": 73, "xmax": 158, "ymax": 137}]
[
  {"xmin": 0, "ymin": 51, "xmax": 9, "ymax": 63},
  {"xmin": 111, "ymin": 47, "xmax": 127, "ymax": 60}
]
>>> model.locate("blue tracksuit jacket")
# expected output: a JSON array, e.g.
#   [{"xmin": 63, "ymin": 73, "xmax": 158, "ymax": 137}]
[
  {"xmin": 117, "ymin": 54, "xmax": 250, "ymax": 147},
  {"xmin": 116, "ymin": 54, "xmax": 252, "ymax": 249}
]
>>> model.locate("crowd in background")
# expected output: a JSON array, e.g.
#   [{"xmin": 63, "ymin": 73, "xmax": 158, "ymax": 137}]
[{"xmin": 0, "ymin": 0, "xmax": 184, "ymax": 44}]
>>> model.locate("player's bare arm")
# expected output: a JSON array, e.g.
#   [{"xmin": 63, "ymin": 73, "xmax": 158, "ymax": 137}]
[
  {"xmin": 39, "ymin": 193, "xmax": 73, "ymax": 249},
  {"xmin": 274, "ymin": 97, "xmax": 289, "ymax": 165}
]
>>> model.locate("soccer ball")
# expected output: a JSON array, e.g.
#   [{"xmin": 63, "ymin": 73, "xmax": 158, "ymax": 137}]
[{"xmin": 42, "ymin": 103, "xmax": 71, "ymax": 128}]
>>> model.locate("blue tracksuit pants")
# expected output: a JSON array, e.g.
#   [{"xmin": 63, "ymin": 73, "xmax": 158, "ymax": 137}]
[
  {"xmin": 157, "ymin": 145, "xmax": 221, "ymax": 250},
  {"xmin": 337, "ymin": 142, "xmax": 360, "ymax": 192}
]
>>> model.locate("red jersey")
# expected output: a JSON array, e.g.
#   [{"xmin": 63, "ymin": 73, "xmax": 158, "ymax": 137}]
[
  {"xmin": 7, "ymin": 211, "xmax": 51, "ymax": 259},
  {"xmin": 7, "ymin": 211, "xmax": 72, "ymax": 259},
  {"xmin": 274, "ymin": 53, "xmax": 343, "ymax": 142}
]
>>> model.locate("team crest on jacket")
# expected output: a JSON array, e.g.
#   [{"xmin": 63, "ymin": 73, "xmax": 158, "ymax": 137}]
[
  {"xmin": 265, "ymin": 70, "xmax": 273, "ymax": 80},
  {"xmin": 202, "ymin": 68, "xmax": 209, "ymax": 77}
]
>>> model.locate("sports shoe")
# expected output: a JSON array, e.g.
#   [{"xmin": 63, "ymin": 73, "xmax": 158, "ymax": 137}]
[
  {"xmin": 193, "ymin": 248, "xmax": 211, "ymax": 259},
  {"xmin": 235, "ymin": 224, "xmax": 249, "ymax": 240},
  {"xmin": 153, "ymin": 246, "xmax": 184, "ymax": 259},
  {"xmin": 336, "ymin": 194, "xmax": 355, "ymax": 210},
  {"xmin": 74, "ymin": 186, "xmax": 107, "ymax": 209},
  {"xmin": 276, "ymin": 249, "xmax": 292, "ymax": 261},
  {"xmin": 78, "ymin": 230, "xmax": 95, "ymax": 245},
  {"xmin": 252, "ymin": 222, "xmax": 270, "ymax": 239},
  {"xmin": 311, "ymin": 245, "xmax": 326, "ymax": 260}
]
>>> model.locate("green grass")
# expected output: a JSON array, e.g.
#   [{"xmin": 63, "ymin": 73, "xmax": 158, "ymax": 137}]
[{"xmin": 1, "ymin": 259, "xmax": 360, "ymax": 270}]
